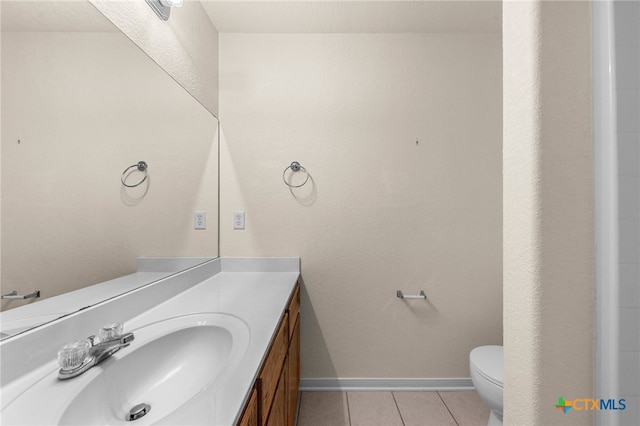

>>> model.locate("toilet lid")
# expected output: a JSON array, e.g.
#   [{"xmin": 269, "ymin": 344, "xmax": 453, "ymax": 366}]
[{"xmin": 470, "ymin": 345, "xmax": 503, "ymax": 387}]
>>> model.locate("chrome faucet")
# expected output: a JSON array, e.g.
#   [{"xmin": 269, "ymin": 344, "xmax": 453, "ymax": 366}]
[{"xmin": 57, "ymin": 322, "xmax": 135, "ymax": 380}]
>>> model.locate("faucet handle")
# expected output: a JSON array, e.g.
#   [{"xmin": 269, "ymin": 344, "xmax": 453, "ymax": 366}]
[
  {"xmin": 99, "ymin": 322, "xmax": 123, "ymax": 341},
  {"xmin": 57, "ymin": 339, "xmax": 90, "ymax": 371}
]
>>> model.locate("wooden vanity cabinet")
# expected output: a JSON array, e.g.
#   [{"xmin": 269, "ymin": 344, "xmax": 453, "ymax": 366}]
[
  {"xmin": 238, "ymin": 388, "xmax": 258, "ymax": 426},
  {"xmin": 237, "ymin": 282, "xmax": 300, "ymax": 426},
  {"xmin": 266, "ymin": 361, "xmax": 287, "ymax": 426},
  {"xmin": 260, "ymin": 312, "xmax": 289, "ymax": 424},
  {"xmin": 287, "ymin": 288, "xmax": 300, "ymax": 426}
]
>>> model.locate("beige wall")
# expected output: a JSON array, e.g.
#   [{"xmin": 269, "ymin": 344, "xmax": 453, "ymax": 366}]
[
  {"xmin": 503, "ymin": 1, "xmax": 594, "ymax": 424},
  {"xmin": 219, "ymin": 33, "xmax": 502, "ymax": 378},
  {"xmin": 1, "ymin": 32, "xmax": 218, "ymax": 307},
  {"xmin": 90, "ymin": 0, "xmax": 219, "ymax": 116}
]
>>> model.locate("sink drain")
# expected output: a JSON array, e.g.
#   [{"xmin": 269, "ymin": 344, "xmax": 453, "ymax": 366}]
[{"xmin": 127, "ymin": 403, "xmax": 151, "ymax": 421}]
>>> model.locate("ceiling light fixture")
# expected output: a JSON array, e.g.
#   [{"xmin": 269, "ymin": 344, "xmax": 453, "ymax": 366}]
[{"xmin": 145, "ymin": 0, "xmax": 183, "ymax": 21}]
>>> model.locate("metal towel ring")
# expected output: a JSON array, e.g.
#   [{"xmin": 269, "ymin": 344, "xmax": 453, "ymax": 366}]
[
  {"xmin": 121, "ymin": 161, "xmax": 148, "ymax": 188},
  {"xmin": 282, "ymin": 161, "xmax": 309, "ymax": 188}
]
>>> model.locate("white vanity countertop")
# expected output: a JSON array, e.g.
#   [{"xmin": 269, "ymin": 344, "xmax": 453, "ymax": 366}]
[
  {"xmin": 0, "ymin": 257, "xmax": 299, "ymax": 426},
  {"xmin": 122, "ymin": 260, "xmax": 300, "ymax": 425}
]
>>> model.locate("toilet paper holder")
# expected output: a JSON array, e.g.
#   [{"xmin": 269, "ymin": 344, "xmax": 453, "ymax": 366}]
[{"xmin": 396, "ymin": 290, "xmax": 427, "ymax": 300}]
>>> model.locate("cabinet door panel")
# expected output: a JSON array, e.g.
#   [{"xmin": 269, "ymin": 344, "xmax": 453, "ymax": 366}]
[
  {"xmin": 238, "ymin": 387, "xmax": 258, "ymax": 426},
  {"xmin": 259, "ymin": 313, "xmax": 289, "ymax": 426},
  {"xmin": 287, "ymin": 316, "xmax": 300, "ymax": 426},
  {"xmin": 287, "ymin": 284, "xmax": 300, "ymax": 340},
  {"xmin": 266, "ymin": 358, "xmax": 287, "ymax": 426}
]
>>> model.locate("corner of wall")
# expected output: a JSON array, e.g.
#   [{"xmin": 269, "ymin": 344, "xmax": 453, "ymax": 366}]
[{"xmin": 503, "ymin": 1, "xmax": 594, "ymax": 424}]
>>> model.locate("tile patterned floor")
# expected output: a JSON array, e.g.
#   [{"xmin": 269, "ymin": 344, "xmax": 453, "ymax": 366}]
[{"xmin": 296, "ymin": 391, "xmax": 489, "ymax": 426}]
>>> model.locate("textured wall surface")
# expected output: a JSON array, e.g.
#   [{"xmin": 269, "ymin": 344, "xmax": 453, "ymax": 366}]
[
  {"xmin": 91, "ymin": 0, "xmax": 219, "ymax": 116},
  {"xmin": 503, "ymin": 2, "xmax": 594, "ymax": 424},
  {"xmin": 219, "ymin": 33, "xmax": 502, "ymax": 379}
]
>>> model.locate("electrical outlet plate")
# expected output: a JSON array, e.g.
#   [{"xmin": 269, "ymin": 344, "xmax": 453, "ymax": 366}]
[
  {"xmin": 194, "ymin": 211, "xmax": 206, "ymax": 229},
  {"xmin": 233, "ymin": 211, "xmax": 245, "ymax": 229}
]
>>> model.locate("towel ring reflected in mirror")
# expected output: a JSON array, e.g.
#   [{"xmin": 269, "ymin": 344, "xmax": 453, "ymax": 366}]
[{"xmin": 121, "ymin": 161, "xmax": 149, "ymax": 188}]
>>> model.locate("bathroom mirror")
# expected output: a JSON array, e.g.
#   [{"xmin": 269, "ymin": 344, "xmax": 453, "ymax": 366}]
[{"xmin": 0, "ymin": 0, "xmax": 219, "ymax": 339}]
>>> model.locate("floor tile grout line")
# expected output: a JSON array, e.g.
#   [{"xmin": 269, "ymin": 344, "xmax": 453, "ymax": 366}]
[
  {"xmin": 391, "ymin": 391, "xmax": 406, "ymax": 426},
  {"xmin": 345, "ymin": 391, "xmax": 352, "ymax": 426},
  {"xmin": 437, "ymin": 391, "xmax": 461, "ymax": 426}
]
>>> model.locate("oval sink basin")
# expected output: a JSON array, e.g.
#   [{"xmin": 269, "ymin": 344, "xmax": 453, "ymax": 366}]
[{"xmin": 1, "ymin": 313, "xmax": 250, "ymax": 425}]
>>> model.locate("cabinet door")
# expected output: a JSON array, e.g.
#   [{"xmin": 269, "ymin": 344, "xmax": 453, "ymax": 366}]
[
  {"xmin": 266, "ymin": 358, "xmax": 287, "ymax": 426},
  {"xmin": 287, "ymin": 315, "xmax": 300, "ymax": 426},
  {"xmin": 288, "ymin": 284, "xmax": 300, "ymax": 340},
  {"xmin": 259, "ymin": 313, "xmax": 289, "ymax": 425},
  {"xmin": 238, "ymin": 387, "xmax": 258, "ymax": 426}
]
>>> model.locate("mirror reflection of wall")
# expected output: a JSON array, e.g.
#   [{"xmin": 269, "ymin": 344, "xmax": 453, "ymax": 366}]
[{"xmin": 1, "ymin": 1, "xmax": 219, "ymax": 317}]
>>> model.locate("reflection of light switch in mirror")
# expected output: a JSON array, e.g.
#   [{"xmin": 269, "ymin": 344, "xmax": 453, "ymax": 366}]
[
  {"xmin": 194, "ymin": 211, "xmax": 206, "ymax": 230},
  {"xmin": 233, "ymin": 211, "xmax": 245, "ymax": 230}
]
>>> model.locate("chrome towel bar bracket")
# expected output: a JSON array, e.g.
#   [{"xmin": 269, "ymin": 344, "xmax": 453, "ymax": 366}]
[
  {"xmin": 396, "ymin": 290, "xmax": 427, "ymax": 300},
  {"xmin": 2, "ymin": 290, "xmax": 41, "ymax": 300}
]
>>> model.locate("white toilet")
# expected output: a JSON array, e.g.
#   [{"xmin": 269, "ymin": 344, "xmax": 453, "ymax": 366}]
[{"xmin": 469, "ymin": 345, "xmax": 503, "ymax": 426}]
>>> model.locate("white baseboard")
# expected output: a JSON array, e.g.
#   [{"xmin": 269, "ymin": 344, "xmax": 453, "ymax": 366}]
[{"xmin": 299, "ymin": 378, "xmax": 474, "ymax": 391}]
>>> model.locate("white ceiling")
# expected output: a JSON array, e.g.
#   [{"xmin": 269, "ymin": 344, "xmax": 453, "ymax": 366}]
[
  {"xmin": 200, "ymin": 0, "xmax": 502, "ymax": 34},
  {"xmin": 1, "ymin": 1, "xmax": 501, "ymax": 34}
]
